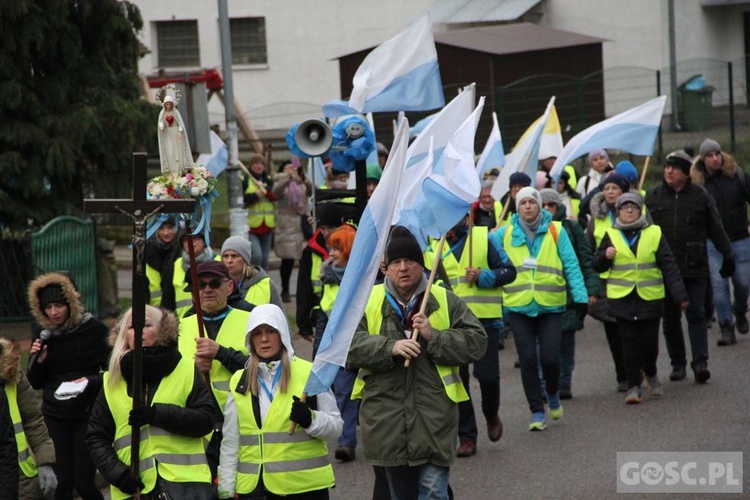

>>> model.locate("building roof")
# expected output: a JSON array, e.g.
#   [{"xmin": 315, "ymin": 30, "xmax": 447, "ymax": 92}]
[
  {"xmin": 428, "ymin": 0, "xmax": 542, "ymax": 24},
  {"xmin": 434, "ymin": 23, "xmax": 606, "ymax": 55}
]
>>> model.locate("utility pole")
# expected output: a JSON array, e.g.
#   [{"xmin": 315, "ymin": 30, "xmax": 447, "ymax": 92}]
[
  {"xmin": 668, "ymin": 0, "xmax": 681, "ymax": 131},
  {"xmin": 218, "ymin": 0, "xmax": 248, "ymax": 237}
]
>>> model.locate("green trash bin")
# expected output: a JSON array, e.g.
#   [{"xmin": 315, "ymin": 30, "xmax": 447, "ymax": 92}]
[{"xmin": 678, "ymin": 75, "xmax": 714, "ymax": 131}]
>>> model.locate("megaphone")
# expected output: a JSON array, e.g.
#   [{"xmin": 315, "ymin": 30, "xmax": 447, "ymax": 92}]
[{"xmin": 287, "ymin": 119, "xmax": 333, "ymax": 158}]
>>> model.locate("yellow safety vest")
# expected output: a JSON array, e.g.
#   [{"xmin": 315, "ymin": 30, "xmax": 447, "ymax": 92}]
[
  {"xmin": 593, "ymin": 214, "xmax": 615, "ymax": 279},
  {"xmin": 425, "ymin": 227, "xmax": 502, "ymax": 319},
  {"xmin": 569, "ymin": 198, "xmax": 581, "ymax": 219},
  {"xmin": 351, "ymin": 285, "xmax": 469, "ymax": 403},
  {"xmin": 606, "ymin": 225, "xmax": 665, "ymax": 300},
  {"xmin": 319, "ymin": 283, "xmax": 339, "ymax": 316},
  {"xmin": 5, "ymin": 383, "xmax": 37, "ymax": 478},
  {"xmin": 230, "ymin": 359, "xmax": 334, "ymax": 495},
  {"xmin": 179, "ymin": 308, "xmax": 251, "ymax": 410},
  {"xmin": 310, "ymin": 253, "xmax": 324, "ymax": 297},
  {"xmin": 102, "ymin": 357, "xmax": 211, "ymax": 500},
  {"xmin": 502, "ymin": 222, "xmax": 567, "ymax": 308},
  {"xmin": 145, "ymin": 264, "xmax": 162, "ymax": 307},
  {"xmin": 245, "ymin": 179, "xmax": 276, "ymax": 229},
  {"xmin": 244, "ymin": 276, "xmax": 272, "ymax": 306}
]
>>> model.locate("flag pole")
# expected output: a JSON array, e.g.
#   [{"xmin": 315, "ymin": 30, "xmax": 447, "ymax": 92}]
[
  {"xmin": 404, "ymin": 234, "xmax": 447, "ymax": 368},
  {"xmin": 467, "ymin": 211, "xmax": 474, "ymax": 286},
  {"xmin": 638, "ymin": 156, "xmax": 651, "ymax": 191}
]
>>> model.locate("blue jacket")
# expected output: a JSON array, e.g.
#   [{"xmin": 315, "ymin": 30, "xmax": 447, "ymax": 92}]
[{"xmin": 491, "ymin": 210, "xmax": 588, "ymax": 316}]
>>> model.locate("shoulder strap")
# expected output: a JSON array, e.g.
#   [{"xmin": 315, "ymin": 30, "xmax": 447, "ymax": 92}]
[{"xmin": 548, "ymin": 221, "xmax": 559, "ymax": 244}]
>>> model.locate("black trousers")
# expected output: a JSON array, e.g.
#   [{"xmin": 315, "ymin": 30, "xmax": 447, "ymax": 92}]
[
  {"xmin": 44, "ymin": 414, "xmax": 103, "ymax": 500},
  {"xmin": 617, "ymin": 317, "xmax": 661, "ymax": 388},
  {"xmin": 603, "ymin": 320, "xmax": 628, "ymax": 383}
]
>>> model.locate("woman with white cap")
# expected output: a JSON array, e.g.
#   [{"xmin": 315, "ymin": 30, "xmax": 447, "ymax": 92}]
[
  {"xmin": 221, "ymin": 236, "xmax": 284, "ymax": 310},
  {"xmin": 492, "ymin": 187, "xmax": 588, "ymax": 431},
  {"xmin": 218, "ymin": 304, "xmax": 342, "ymax": 499}
]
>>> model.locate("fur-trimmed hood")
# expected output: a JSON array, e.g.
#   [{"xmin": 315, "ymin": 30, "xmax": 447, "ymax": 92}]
[
  {"xmin": 0, "ymin": 338, "xmax": 21, "ymax": 384},
  {"xmin": 27, "ymin": 272, "xmax": 84, "ymax": 331},
  {"xmin": 589, "ymin": 189, "xmax": 639, "ymax": 220},
  {"xmin": 691, "ymin": 152, "xmax": 737, "ymax": 186},
  {"xmin": 109, "ymin": 307, "xmax": 180, "ymax": 348}
]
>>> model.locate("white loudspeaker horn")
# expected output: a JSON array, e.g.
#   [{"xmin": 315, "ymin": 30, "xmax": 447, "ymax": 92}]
[{"xmin": 295, "ymin": 119, "xmax": 333, "ymax": 157}]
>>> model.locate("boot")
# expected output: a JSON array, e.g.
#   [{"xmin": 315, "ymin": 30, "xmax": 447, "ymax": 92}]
[
  {"xmin": 717, "ymin": 320, "xmax": 737, "ymax": 346},
  {"xmin": 734, "ymin": 308, "xmax": 749, "ymax": 334}
]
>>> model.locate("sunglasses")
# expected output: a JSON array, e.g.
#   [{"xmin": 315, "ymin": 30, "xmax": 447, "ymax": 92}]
[{"xmin": 197, "ymin": 279, "xmax": 228, "ymax": 290}]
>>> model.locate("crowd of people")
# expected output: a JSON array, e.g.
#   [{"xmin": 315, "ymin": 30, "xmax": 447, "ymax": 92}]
[{"xmin": 1, "ymin": 136, "xmax": 748, "ymax": 500}]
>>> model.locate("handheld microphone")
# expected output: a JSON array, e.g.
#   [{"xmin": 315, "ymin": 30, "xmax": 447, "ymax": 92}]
[{"xmin": 28, "ymin": 330, "xmax": 51, "ymax": 367}]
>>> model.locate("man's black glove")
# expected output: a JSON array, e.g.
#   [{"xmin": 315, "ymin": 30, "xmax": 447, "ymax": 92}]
[
  {"xmin": 575, "ymin": 302, "xmax": 589, "ymax": 320},
  {"xmin": 720, "ymin": 256, "xmax": 736, "ymax": 278},
  {"xmin": 128, "ymin": 405, "xmax": 156, "ymax": 427},
  {"xmin": 290, "ymin": 395, "xmax": 312, "ymax": 429},
  {"xmin": 118, "ymin": 471, "xmax": 145, "ymax": 495}
]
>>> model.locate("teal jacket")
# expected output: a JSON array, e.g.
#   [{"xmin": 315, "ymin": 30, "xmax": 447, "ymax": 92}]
[{"xmin": 491, "ymin": 210, "xmax": 588, "ymax": 317}]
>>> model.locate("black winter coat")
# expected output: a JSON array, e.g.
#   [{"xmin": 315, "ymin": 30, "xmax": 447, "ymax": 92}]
[
  {"xmin": 593, "ymin": 226, "xmax": 689, "ymax": 321},
  {"xmin": 645, "ymin": 180, "xmax": 732, "ymax": 279}
]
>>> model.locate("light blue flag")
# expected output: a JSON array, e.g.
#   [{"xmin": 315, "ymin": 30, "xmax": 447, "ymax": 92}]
[
  {"xmin": 409, "ymin": 112, "xmax": 438, "ymax": 139},
  {"xmin": 195, "ymin": 130, "xmax": 228, "ymax": 177},
  {"xmin": 365, "ymin": 113, "xmax": 379, "ymax": 170},
  {"xmin": 323, "ymin": 13, "xmax": 444, "ymax": 118},
  {"xmin": 303, "ymin": 119, "xmax": 410, "ymax": 397},
  {"xmin": 397, "ymin": 98, "xmax": 484, "ymax": 249},
  {"xmin": 548, "ymin": 96, "xmax": 667, "ymax": 181},
  {"xmin": 476, "ymin": 112, "xmax": 505, "ymax": 180}
]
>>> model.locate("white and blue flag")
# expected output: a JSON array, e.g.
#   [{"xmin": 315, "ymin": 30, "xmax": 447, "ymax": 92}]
[{"xmin": 476, "ymin": 111, "xmax": 505, "ymax": 180}]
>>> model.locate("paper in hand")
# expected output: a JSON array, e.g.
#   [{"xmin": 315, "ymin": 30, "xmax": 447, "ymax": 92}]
[{"xmin": 54, "ymin": 379, "xmax": 89, "ymax": 400}]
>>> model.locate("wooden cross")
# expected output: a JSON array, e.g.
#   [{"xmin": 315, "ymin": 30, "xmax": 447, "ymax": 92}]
[{"xmin": 84, "ymin": 152, "xmax": 194, "ymax": 482}]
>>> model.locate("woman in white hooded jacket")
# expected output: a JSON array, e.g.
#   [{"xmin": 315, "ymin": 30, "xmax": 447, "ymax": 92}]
[{"xmin": 218, "ymin": 304, "xmax": 342, "ymax": 499}]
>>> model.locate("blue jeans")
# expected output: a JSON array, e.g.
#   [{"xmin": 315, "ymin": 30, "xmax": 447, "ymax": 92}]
[
  {"xmin": 559, "ymin": 329, "xmax": 575, "ymax": 390},
  {"xmin": 707, "ymin": 238, "xmax": 750, "ymax": 324},
  {"xmin": 333, "ymin": 367, "xmax": 359, "ymax": 447},
  {"xmin": 663, "ymin": 278, "xmax": 709, "ymax": 368},
  {"xmin": 384, "ymin": 464, "xmax": 450, "ymax": 500},
  {"xmin": 458, "ymin": 322, "xmax": 501, "ymax": 442},
  {"xmin": 507, "ymin": 311, "xmax": 562, "ymax": 414},
  {"xmin": 247, "ymin": 231, "xmax": 273, "ymax": 271}
]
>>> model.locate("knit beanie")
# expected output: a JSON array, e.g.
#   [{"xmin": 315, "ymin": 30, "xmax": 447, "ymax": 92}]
[
  {"xmin": 39, "ymin": 285, "xmax": 66, "ymax": 310},
  {"xmin": 615, "ymin": 161, "xmax": 638, "ymax": 185},
  {"xmin": 588, "ymin": 149, "xmax": 609, "ymax": 165},
  {"xmin": 615, "ymin": 192, "xmax": 644, "ymax": 211},
  {"xmin": 385, "ymin": 226, "xmax": 424, "ymax": 267},
  {"xmin": 221, "ymin": 236, "xmax": 253, "ymax": 265},
  {"xmin": 602, "ymin": 173, "xmax": 630, "ymax": 194},
  {"xmin": 539, "ymin": 188, "xmax": 562, "ymax": 207},
  {"xmin": 515, "ymin": 186, "xmax": 542, "ymax": 211},
  {"xmin": 508, "ymin": 172, "xmax": 532, "ymax": 189},
  {"xmin": 699, "ymin": 139, "xmax": 721, "ymax": 160},
  {"xmin": 664, "ymin": 150, "xmax": 693, "ymax": 175}
]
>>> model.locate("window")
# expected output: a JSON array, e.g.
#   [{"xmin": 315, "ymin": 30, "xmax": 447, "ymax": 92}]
[
  {"xmin": 230, "ymin": 17, "xmax": 267, "ymax": 65},
  {"xmin": 156, "ymin": 20, "xmax": 200, "ymax": 68}
]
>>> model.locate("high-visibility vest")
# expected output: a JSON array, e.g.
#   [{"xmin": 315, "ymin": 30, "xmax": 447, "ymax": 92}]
[
  {"xmin": 593, "ymin": 213, "xmax": 615, "ymax": 279},
  {"xmin": 569, "ymin": 198, "xmax": 581, "ymax": 219},
  {"xmin": 230, "ymin": 359, "xmax": 335, "ymax": 495},
  {"xmin": 425, "ymin": 227, "xmax": 502, "ymax": 319},
  {"xmin": 476, "ymin": 201, "xmax": 503, "ymax": 227},
  {"xmin": 310, "ymin": 253, "xmax": 324, "ymax": 297},
  {"xmin": 319, "ymin": 283, "xmax": 339, "ymax": 316},
  {"xmin": 173, "ymin": 255, "xmax": 221, "ymax": 318},
  {"xmin": 5, "ymin": 383, "xmax": 37, "ymax": 478},
  {"xmin": 179, "ymin": 308, "xmax": 251, "ymax": 410},
  {"xmin": 351, "ymin": 285, "xmax": 469, "ymax": 403},
  {"xmin": 102, "ymin": 357, "xmax": 211, "ymax": 500},
  {"xmin": 244, "ymin": 276, "xmax": 272, "ymax": 306},
  {"xmin": 606, "ymin": 225, "xmax": 665, "ymax": 301},
  {"xmin": 245, "ymin": 179, "xmax": 276, "ymax": 229},
  {"xmin": 502, "ymin": 222, "xmax": 567, "ymax": 308},
  {"xmin": 145, "ymin": 264, "xmax": 162, "ymax": 307}
]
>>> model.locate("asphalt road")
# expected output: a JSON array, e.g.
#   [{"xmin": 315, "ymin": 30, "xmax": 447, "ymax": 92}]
[{"xmin": 117, "ymin": 262, "xmax": 749, "ymax": 499}]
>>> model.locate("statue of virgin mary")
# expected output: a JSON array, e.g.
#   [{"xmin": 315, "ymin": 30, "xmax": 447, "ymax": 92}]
[{"xmin": 156, "ymin": 84, "xmax": 193, "ymax": 177}]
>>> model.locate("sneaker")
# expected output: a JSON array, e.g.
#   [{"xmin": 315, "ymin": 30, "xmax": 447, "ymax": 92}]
[
  {"xmin": 616, "ymin": 380, "xmax": 629, "ymax": 392},
  {"xmin": 559, "ymin": 386, "xmax": 573, "ymax": 400},
  {"xmin": 514, "ymin": 359, "xmax": 521, "ymax": 368},
  {"xmin": 528, "ymin": 412, "xmax": 546, "ymax": 431},
  {"xmin": 281, "ymin": 292, "xmax": 292, "ymax": 303},
  {"xmin": 456, "ymin": 440, "xmax": 477, "ymax": 457},
  {"xmin": 625, "ymin": 386, "xmax": 643, "ymax": 404},
  {"xmin": 735, "ymin": 310, "xmax": 749, "ymax": 334},
  {"xmin": 547, "ymin": 393, "xmax": 563, "ymax": 420},
  {"xmin": 334, "ymin": 446, "xmax": 356, "ymax": 462},
  {"xmin": 669, "ymin": 366, "xmax": 687, "ymax": 381},
  {"xmin": 647, "ymin": 375, "xmax": 663, "ymax": 397},
  {"xmin": 693, "ymin": 363, "xmax": 711, "ymax": 384},
  {"xmin": 486, "ymin": 415, "xmax": 504, "ymax": 442},
  {"xmin": 717, "ymin": 320, "xmax": 737, "ymax": 346}
]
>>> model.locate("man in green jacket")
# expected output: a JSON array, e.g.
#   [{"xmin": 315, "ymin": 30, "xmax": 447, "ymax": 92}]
[{"xmin": 348, "ymin": 226, "xmax": 487, "ymax": 500}]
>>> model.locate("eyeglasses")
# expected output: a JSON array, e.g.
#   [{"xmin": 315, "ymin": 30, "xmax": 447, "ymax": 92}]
[
  {"xmin": 197, "ymin": 279, "xmax": 228, "ymax": 290},
  {"xmin": 542, "ymin": 203, "xmax": 557, "ymax": 208}
]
